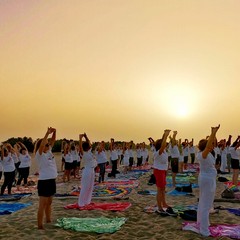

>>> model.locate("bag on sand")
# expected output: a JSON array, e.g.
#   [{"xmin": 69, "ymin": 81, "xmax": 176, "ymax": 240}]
[
  {"xmin": 221, "ymin": 188, "xmax": 235, "ymax": 199},
  {"xmin": 175, "ymin": 184, "xmax": 192, "ymax": 193},
  {"xmin": 179, "ymin": 210, "xmax": 197, "ymax": 221}
]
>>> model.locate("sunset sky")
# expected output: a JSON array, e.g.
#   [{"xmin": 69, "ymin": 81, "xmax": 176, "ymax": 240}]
[{"xmin": 0, "ymin": 0, "xmax": 240, "ymax": 143}]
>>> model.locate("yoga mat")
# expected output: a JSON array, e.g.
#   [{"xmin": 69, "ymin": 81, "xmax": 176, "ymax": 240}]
[
  {"xmin": 0, "ymin": 193, "xmax": 32, "ymax": 202},
  {"xmin": 64, "ymin": 202, "xmax": 131, "ymax": 211},
  {"xmin": 96, "ymin": 180, "xmax": 139, "ymax": 188},
  {"xmin": 167, "ymin": 189, "xmax": 194, "ymax": 196},
  {"xmin": 182, "ymin": 222, "xmax": 240, "ymax": 239},
  {"xmin": 0, "ymin": 203, "xmax": 32, "ymax": 215},
  {"xmin": 56, "ymin": 217, "xmax": 127, "ymax": 233},
  {"xmin": 214, "ymin": 198, "xmax": 240, "ymax": 203},
  {"xmin": 224, "ymin": 181, "xmax": 240, "ymax": 187},
  {"xmin": 144, "ymin": 204, "xmax": 198, "ymax": 213},
  {"xmin": 166, "ymin": 183, "xmax": 199, "ymax": 188},
  {"xmin": 70, "ymin": 186, "xmax": 132, "ymax": 199}
]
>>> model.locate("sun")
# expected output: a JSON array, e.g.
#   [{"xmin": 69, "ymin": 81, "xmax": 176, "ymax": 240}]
[{"xmin": 176, "ymin": 104, "xmax": 189, "ymax": 118}]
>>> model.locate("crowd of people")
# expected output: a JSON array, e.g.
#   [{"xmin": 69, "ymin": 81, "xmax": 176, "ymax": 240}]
[{"xmin": 0, "ymin": 126, "xmax": 239, "ymax": 235}]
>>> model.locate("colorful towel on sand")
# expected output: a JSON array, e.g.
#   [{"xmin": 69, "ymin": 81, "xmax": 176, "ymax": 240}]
[
  {"xmin": 70, "ymin": 186, "xmax": 132, "ymax": 199},
  {"xmin": 96, "ymin": 180, "xmax": 139, "ymax": 188},
  {"xmin": 64, "ymin": 202, "xmax": 131, "ymax": 211},
  {"xmin": 0, "ymin": 193, "xmax": 32, "ymax": 202},
  {"xmin": 56, "ymin": 217, "xmax": 127, "ymax": 233},
  {"xmin": 6, "ymin": 186, "xmax": 37, "ymax": 194},
  {"xmin": 144, "ymin": 204, "xmax": 198, "ymax": 213},
  {"xmin": 0, "ymin": 202, "xmax": 32, "ymax": 215},
  {"xmin": 166, "ymin": 175, "xmax": 196, "ymax": 183},
  {"xmin": 167, "ymin": 189, "xmax": 194, "ymax": 196},
  {"xmin": 166, "ymin": 183, "xmax": 199, "ymax": 188},
  {"xmin": 114, "ymin": 171, "xmax": 146, "ymax": 180},
  {"xmin": 224, "ymin": 181, "xmax": 240, "ymax": 187},
  {"xmin": 182, "ymin": 222, "xmax": 240, "ymax": 239}
]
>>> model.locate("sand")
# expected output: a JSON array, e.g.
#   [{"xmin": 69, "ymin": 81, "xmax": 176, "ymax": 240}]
[{"xmin": 0, "ymin": 152, "xmax": 239, "ymax": 240}]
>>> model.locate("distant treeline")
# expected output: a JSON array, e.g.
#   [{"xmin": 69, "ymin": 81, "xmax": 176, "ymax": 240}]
[{"xmin": 2, "ymin": 137, "xmax": 143, "ymax": 153}]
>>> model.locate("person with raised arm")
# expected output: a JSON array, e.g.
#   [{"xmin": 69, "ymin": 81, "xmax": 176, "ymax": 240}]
[
  {"xmin": 189, "ymin": 138, "xmax": 196, "ymax": 164},
  {"xmin": 78, "ymin": 133, "xmax": 97, "ymax": 207},
  {"xmin": 226, "ymin": 135, "xmax": 232, "ymax": 173},
  {"xmin": 0, "ymin": 144, "xmax": 16, "ymax": 195},
  {"xmin": 169, "ymin": 131, "xmax": 179, "ymax": 187},
  {"xmin": 15, "ymin": 142, "xmax": 31, "ymax": 190},
  {"xmin": 154, "ymin": 129, "xmax": 176, "ymax": 216},
  {"xmin": 109, "ymin": 138, "xmax": 119, "ymax": 178},
  {"xmin": 34, "ymin": 127, "xmax": 57, "ymax": 230},
  {"xmin": 197, "ymin": 124, "xmax": 220, "ymax": 237},
  {"xmin": 96, "ymin": 141, "xmax": 107, "ymax": 183},
  {"xmin": 229, "ymin": 135, "xmax": 240, "ymax": 186}
]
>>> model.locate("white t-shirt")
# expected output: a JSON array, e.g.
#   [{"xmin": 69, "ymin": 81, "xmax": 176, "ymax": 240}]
[
  {"xmin": 2, "ymin": 154, "xmax": 15, "ymax": 172},
  {"xmin": 64, "ymin": 153, "xmax": 73, "ymax": 163},
  {"xmin": 70, "ymin": 150, "xmax": 79, "ymax": 161},
  {"xmin": 123, "ymin": 149, "xmax": 129, "ymax": 166},
  {"xmin": 11, "ymin": 153, "xmax": 19, "ymax": 164},
  {"xmin": 197, "ymin": 151, "xmax": 217, "ymax": 177},
  {"xmin": 35, "ymin": 148, "xmax": 58, "ymax": 180},
  {"xmin": 19, "ymin": 153, "xmax": 31, "ymax": 168},
  {"xmin": 229, "ymin": 147, "xmax": 240, "ymax": 160},
  {"xmin": 189, "ymin": 146, "xmax": 195, "ymax": 154},
  {"xmin": 170, "ymin": 145, "xmax": 180, "ymax": 158},
  {"xmin": 128, "ymin": 149, "xmax": 134, "ymax": 158},
  {"xmin": 136, "ymin": 149, "xmax": 142, "ymax": 158},
  {"xmin": 183, "ymin": 146, "xmax": 189, "ymax": 157},
  {"xmin": 96, "ymin": 150, "xmax": 108, "ymax": 164},
  {"xmin": 110, "ymin": 149, "xmax": 118, "ymax": 161},
  {"xmin": 153, "ymin": 150, "xmax": 168, "ymax": 170},
  {"xmin": 81, "ymin": 150, "xmax": 97, "ymax": 168}
]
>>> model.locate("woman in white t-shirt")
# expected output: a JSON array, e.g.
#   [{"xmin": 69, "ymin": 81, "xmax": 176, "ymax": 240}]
[
  {"xmin": 96, "ymin": 142, "xmax": 107, "ymax": 183},
  {"xmin": 123, "ymin": 142, "xmax": 130, "ymax": 173},
  {"xmin": 78, "ymin": 133, "xmax": 97, "ymax": 207},
  {"xmin": 16, "ymin": 142, "xmax": 31, "ymax": 190},
  {"xmin": 0, "ymin": 145, "xmax": 16, "ymax": 195},
  {"xmin": 34, "ymin": 127, "xmax": 57, "ymax": 230},
  {"xmin": 63, "ymin": 143, "xmax": 73, "ymax": 182},
  {"xmin": 197, "ymin": 125, "xmax": 220, "ymax": 237},
  {"xmin": 153, "ymin": 129, "xmax": 175, "ymax": 216},
  {"xmin": 229, "ymin": 136, "xmax": 240, "ymax": 186}
]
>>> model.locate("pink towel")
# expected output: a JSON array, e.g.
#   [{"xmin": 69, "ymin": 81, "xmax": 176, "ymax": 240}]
[{"xmin": 64, "ymin": 202, "xmax": 131, "ymax": 211}]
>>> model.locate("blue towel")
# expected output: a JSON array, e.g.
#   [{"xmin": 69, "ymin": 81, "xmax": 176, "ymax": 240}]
[{"xmin": 0, "ymin": 203, "xmax": 32, "ymax": 215}]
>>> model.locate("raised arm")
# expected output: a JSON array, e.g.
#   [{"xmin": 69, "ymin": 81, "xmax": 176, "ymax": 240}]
[
  {"xmin": 159, "ymin": 129, "xmax": 171, "ymax": 155},
  {"xmin": 110, "ymin": 138, "xmax": 114, "ymax": 151},
  {"xmin": 226, "ymin": 135, "xmax": 232, "ymax": 147},
  {"xmin": 38, "ymin": 127, "xmax": 53, "ymax": 155},
  {"xmin": 18, "ymin": 142, "xmax": 27, "ymax": 151},
  {"xmin": 171, "ymin": 131, "xmax": 178, "ymax": 146},
  {"xmin": 79, "ymin": 134, "xmax": 84, "ymax": 156},
  {"xmin": 202, "ymin": 125, "xmax": 220, "ymax": 159},
  {"xmin": 49, "ymin": 127, "xmax": 56, "ymax": 147}
]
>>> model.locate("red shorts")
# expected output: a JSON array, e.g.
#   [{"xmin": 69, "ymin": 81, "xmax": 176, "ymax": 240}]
[{"xmin": 154, "ymin": 169, "xmax": 167, "ymax": 188}]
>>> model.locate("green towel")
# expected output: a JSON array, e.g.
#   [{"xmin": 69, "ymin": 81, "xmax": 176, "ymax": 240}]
[{"xmin": 55, "ymin": 217, "xmax": 127, "ymax": 233}]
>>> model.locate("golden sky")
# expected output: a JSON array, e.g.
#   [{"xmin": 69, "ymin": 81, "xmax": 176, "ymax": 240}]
[{"xmin": 0, "ymin": 0, "xmax": 240, "ymax": 143}]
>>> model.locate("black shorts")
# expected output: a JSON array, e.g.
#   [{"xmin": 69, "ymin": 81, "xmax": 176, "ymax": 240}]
[
  {"xmin": 77, "ymin": 162, "xmax": 80, "ymax": 167},
  {"xmin": 183, "ymin": 156, "xmax": 188, "ymax": 164},
  {"xmin": 231, "ymin": 158, "xmax": 240, "ymax": 170},
  {"xmin": 171, "ymin": 158, "xmax": 179, "ymax": 173},
  {"xmin": 72, "ymin": 161, "xmax": 77, "ymax": 169},
  {"xmin": 65, "ymin": 162, "xmax": 73, "ymax": 170},
  {"xmin": 37, "ymin": 179, "xmax": 56, "ymax": 197},
  {"xmin": 129, "ymin": 157, "xmax": 134, "ymax": 167}
]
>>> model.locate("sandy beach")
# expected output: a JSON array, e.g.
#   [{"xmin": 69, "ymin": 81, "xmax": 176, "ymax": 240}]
[{"xmin": 0, "ymin": 152, "xmax": 239, "ymax": 240}]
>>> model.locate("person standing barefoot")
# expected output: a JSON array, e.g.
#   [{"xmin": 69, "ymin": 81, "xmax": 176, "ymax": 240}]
[
  {"xmin": 34, "ymin": 127, "xmax": 57, "ymax": 230},
  {"xmin": 197, "ymin": 124, "xmax": 220, "ymax": 237}
]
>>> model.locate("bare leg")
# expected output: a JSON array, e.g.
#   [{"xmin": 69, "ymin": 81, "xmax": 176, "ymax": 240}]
[
  {"xmin": 45, "ymin": 196, "xmax": 53, "ymax": 223},
  {"xmin": 38, "ymin": 196, "xmax": 47, "ymax": 229}
]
